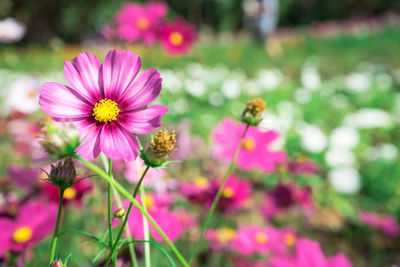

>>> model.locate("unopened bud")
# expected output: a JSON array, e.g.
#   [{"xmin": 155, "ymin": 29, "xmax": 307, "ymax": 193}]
[
  {"xmin": 45, "ymin": 157, "xmax": 76, "ymax": 190},
  {"xmin": 114, "ymin": 208, "xmax": 126, "ymax": 218},
  {"xmin": 241, "ymin": 98, "xmax": 266, "ymax": 126},
  {"xmin": 50, "ymin": 260, "xmax": 64, "ymax": 267}
]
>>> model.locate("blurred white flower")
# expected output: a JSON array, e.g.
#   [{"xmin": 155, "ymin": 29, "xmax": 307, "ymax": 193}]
[
  {"xmin": 301, "ymin": 66, "xmax": 321, "ymax": 90},
  {"xmin": 365, "ymin": 143, "xmax": 398, "ymax": 161},
  {"xmin": 0, "ymin": 18, "xmax": 26, "ymax": 43},
  {"xmin": 185, "ymin": 79, "xmax": 206, "ymax": 97},
  {"xmin": 343, "ymin": 108, "xmax": 392, "ymax": 128},
  {"xmin": 345, "ymin": 72, "xmax": 371, "ymax": 93},
  {"xmin": 330, "ymin": 126, "xmax": 359, "ymax": 149},
  {"xmin": 244, "ymin": 80, "xmax": 261, "ymax": 96},
  {"xmin": 208, "ymin": 91, "xmax": 224, "ymax": 106},
  {"xmin": 375, "ymin": 73, "xmax": 393, "ymax": 90},
  {"xmin": 221, "ymin": 79, "xmax": 241, "ymax": 99},
  {"xmin": 294, "ymin": 88, "xmax": 312, "ymax": 104},
  {"xmin": 325, "ymin": 148, "xmax": 356, "ymax": 167},
  {"xmin": 256, "ymin": 69, "xmax": 282, "ymax": 91},
  {"xmin": 297, "ymin": 123, "xmax": 327, "ymax": 153},
  {"xmin": 162, "ymin": 70, "xmax": 183, "ymax": 93},
  {"xmin": 328, "ymin": 167, "xmax": 361, "ymax": 194},
  {"xmin": 330, "ymin": 94, "xmax": 349, "ymax": 109},
  {"xmin": 7, "ymin": 76, "xmax": 40, "ymax": 114}
]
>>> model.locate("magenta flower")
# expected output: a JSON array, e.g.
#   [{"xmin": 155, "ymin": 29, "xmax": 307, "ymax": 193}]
[
  {"xmin": 180, "ymin": 176, "xmax": 213, "ymax": 206},
  {"xmin": 216, "ymin": 174, "xmax": 252, "ymax": 211},
  {"xmin": 233, "ymin": 225, "xmax": 280, "ymax": 256},
  {"xmin": 212, "ymin": 118, "xmax": 286, "ymax": 173},
  {"xmin": 39, "ymin": 50, "xmax": 168, "ymax": 161},
  {"xmin": 7, "ymin": 165, "xmax": 40, "ymax": 191},
  {"xmin": 288, "ymin": 157, "xmax": 319, "ymax": 175},
  {"xmin": 42, "ymin": 177, "xmax": 93, "ymax": 207},
  {"xmin": 116, "ymin": 2, "xmax": 167, "ymax": 44},
  {"xmin": 359, "ymin": 210, "xmax": 400, "ymax": 236},
  {"xmin": 160, "ymin": 18, "xmax": 196, "ymax": 55},
  {"xmin": 0, "ymin": 201, "xmax": 57, "ymax": 256},
  {"xmin": 205, "ymin": 227, "xmax": 237, "ymax": 251},
  {"xmin": 269, "ymin": 238, "xmax": 352, "ymax": 267}
]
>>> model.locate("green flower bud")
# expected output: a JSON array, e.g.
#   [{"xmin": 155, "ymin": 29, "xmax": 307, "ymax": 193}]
[{"xmin": 45, "ymin": 157, "xmax": 76, "ymax": 190}]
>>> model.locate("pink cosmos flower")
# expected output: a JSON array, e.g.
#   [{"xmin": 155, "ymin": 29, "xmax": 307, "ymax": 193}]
[
  {"xmin": 39, "ymin": 50, "xmax": 168, "ymax": 161},
  {"xmin": 233, "ymin": 225, "xmax": 280, "ymax": 256},
  {"xmin": 160, "ymin": 18, "xmax": 196, "ymax": 55},
  {"xmin": 216, "ymin": 174, "xmax": 252, "ymax": 211},
  {"xmin": 7, "ymin": 165, "xmax": 40, "ymax": 191},
  {"xmin": 116, "ymin": 2, "xmax": 167, "ymax": 44},
  {"xmin": 261, "ymin": 183, "xmax": 314, "ymax": 219},
  {"xmin": 288, "ymin": 157, "xmax": 319, "ymax": 175},
  {"xmin": 269, "ymin": 238, "xmax": 353, "ymax": 267},
  {"xmin": 42, "ymin": 177, "xmax": 93, "ymax": 207},
  {"xmin": 180, "ymin": 176, "xmax": 214, "ymax": 206},
  {"xmin": 113, "ymin": 194, "xmax": 182, "ymax": 242},
  {"xmin": 0, "ymin": 201, "xmax": 57, "ymax": 255},
  {"xmin": 212, "ymin": 118, "xmax": 286, "ymax": 173},
  {"xmin": 205, "ymin": 227, "xmax": 237, "ymax": 251}
]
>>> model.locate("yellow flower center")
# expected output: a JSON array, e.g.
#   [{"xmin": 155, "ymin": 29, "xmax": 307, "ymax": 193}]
[
  {"xmin": 222, "ymin": 187, "xmax": 234, "ymax": 198},
  {"xmin": 246, "ymin": 98, "xmax": 266, "ymax": 117},
  {"xmin": 243, "ymin": 138, "xmax": 256, "ymax": 151},
  {"xmin": 284, "ymin": 233, "xmax": 296, "ymax": 246},
  {"xmin": 93, "ymin": 99, "xmax": 120, "ymax": 123},
  {"xmin": 216, "ymin": 228, "xmax": 236, "ymax": 244},
  {"xmin": 169, "ymin": 31, "xmax": 183, "ymax": 46},
  {"xmin": 144, "ymin": 195, "xmax": 154, "ymax": 209},
  {"xmin": 137, "ymin": 18, "xmax": 149, "ymax": 30},
  {"xmin": 27, "ymin": 91, "xmax": 37, "ymax": 99},
  {"xmin": 255, "ymin": 232, "xmax": 268, "ymax": 244},
  {"xmin": 13, "ymin": 226, "xmax": 33, "ymax": 243},
  {"xmin": 194, "ymin": 176, "xmax": 209, "ymax": 188},
  {"xmin": 63, "ymin": 187, "xmax": 77, "ymax": 200}
]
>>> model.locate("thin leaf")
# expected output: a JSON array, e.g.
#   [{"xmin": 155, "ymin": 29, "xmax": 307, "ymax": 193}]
[
  {"xmin": 60, "ymin": 229, "xmax": 106, "ymax": 246},
  {"xmin": 92, "ymin": 248, "xmax": 107, "ymax": 264}
]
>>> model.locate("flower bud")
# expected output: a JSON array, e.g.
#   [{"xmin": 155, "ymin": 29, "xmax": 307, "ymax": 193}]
[
  {"xmin": 113, "ymin": 208, "xmax": 126, "ymax": 218},
  {"xmin": 45, "ymin": 157, "xmax": 76, "ymax": 190},
  {"xmin": 50, "ymin": 260, "xmax": 64, "ymax": 267},
  {"xmin": 241, "ymin": 98, "xmax": 266, "ymax": 126},
  {"xmin": 141, "ymin": 129, "xmax": 176, "ymax": 167}
]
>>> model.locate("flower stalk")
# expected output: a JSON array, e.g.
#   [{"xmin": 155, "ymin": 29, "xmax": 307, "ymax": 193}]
[
  {"xmin": 49, "ymin": 189, "xmax": 64, "ymax": 266},
  {"xmin": 188, "ymin": 124, "xmax": 250, "ymax": 264}
]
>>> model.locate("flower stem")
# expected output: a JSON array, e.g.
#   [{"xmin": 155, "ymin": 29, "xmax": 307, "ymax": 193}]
[
  {"xmin": 75, "ymin": 156, "xmax": 189, "ymax": 267},
  {"xmin": 49, "ymin": 189, "xmax": 64, "ymax": 266},
  {"xmin": 104, "ymin": 165, "xmax": 150, "ymax": 266},
  {"xmin": 188, "ymin": 124, "xmax": 249, "ymax": 264},
  {"xmin": 106, "ymin": 158, "xmax": 116, "ymax": 267},
  {"xmin": 140, "ymin": 185, "xmax": 151, "ymax": 267}
]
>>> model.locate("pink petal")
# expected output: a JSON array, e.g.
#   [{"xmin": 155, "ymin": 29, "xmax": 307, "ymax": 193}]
[
  {"xmin": 39, "ymin": 82, "xmax": 92, "ymax": 119},
  {"xmin": 119, "ymin": 105, "xmax": 168, "ymax": 134},
  {"xmin": 118, "ymin": 68, "xmax": 162, "ymax": 111},
  {"xmin": 0, "ymin": 219, "xmax": 13, "ymax": 255},
  {"xmin": 63, "ymin": 52, "xmax": 102, "ymax": 103},
  {"xmin": 75, "ymin": 124, "xmax": 102, "ymax": 160},
  {"xmin": 100, "ymin": 123, "xmax": 139, "ymax": 161},
  {"xmin": 100, "ymin": 50, "xmax": 141, "ymax": 100}
]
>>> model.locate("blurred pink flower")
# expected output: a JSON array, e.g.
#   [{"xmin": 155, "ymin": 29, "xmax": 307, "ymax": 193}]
[
  {"xmin": 39, "ymin": 50, "xmax": 168, "ymax": 161},
  {"xmin": 173, "ymin": 119, "xmax": 205, "ymax": 160},
  {"xmin": 7, "ymin": 165, "xmax": 40, "ymax": 191},
  {"xmin": 288, "ymin": 157, "xmax": 319, "ymax": 175},
  {"xmin": 359, "ymin": 210, "xmax": 400, "ymax": 236},
  {"xmin": 180, "ymin": 176, "xmax": 214, "ymax": 206},
  {"xmin": 212, "ymin": 118, "xmax": 286, "ymax": 173},
  {"xmin": 116, "ymin": 2, "xmax": 167, "ymax": 44},
  {"xmin": 42, "ymin": 178, "xmax": 93, "ymax": 207},
  {"xmin": 216, "ymin": 174, "xmax": 252, "ymax": 211},
  {"xmin": 205, "ymin": 227, "xmax": 236, "ymax": 251},
  {"xmin": 269, "ymin": 238, "xmax": 352, "ymax": 267},
  {"xmin": 160, "ymin": 18, "xmax": 196, "ymax": 55},
  {"xmin": 233, "ymin": 225, "xmax": 280, "ymax": 256},
  {"xmin": 261, "ymin": 183, "xmax": 314, "ymax": 219},
  {"xmin": 0, "ymin": 201, "xmax": 57, "ymax": 255}
]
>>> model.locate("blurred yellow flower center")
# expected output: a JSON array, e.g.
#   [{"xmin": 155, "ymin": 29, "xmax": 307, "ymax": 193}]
[
  {"xmin": 144, "ymin": 195, "xmax": 154, "ymax": 209},
  {"xmin": 246, "ymin": 98, "xmax": 266, "ymax": 117},
  {"xmin": 216, "ymin": 228, "xmax": 236, "ymax": 244},
  {"xmin": 64, "ymin": 187, "xmax": 77, "ymax": 199},
  {"xmin": 169, "ymin": 31, "xmax": 183, "ymax": 46},
  {"xmin": 93, "ymin": 99, "xmax": 120, "ymax": 123},
  {"xmin": 222, "ymin": 187, "xmax": 234, "ymax": 198},
  {"xmin": 255, "ymin": 232, "xmax": 268, "ymax": 244},
  {"xmin": 27, "ymin": 91, "xmax": 37, "ymax": 99},
  {"xmin": 13, "ymin": 226, "xmax": 33, "ymax": 243},
  {"xmin": 194, "ymin": 176, "xmax": 209, "ymax": 188},
  {"xmin": 284, "ymin": 233, "xmax": 296, "ymax": 246},
  {"xmin": 137, "ymin": 18, "xmax": 149, "ymax": 30},
  {"xmin": 243, "ymin": 138, "xmax": 255, "ymax": 151}
]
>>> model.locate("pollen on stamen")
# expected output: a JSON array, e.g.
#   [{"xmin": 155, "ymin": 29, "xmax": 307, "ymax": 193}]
[{"xmin": 93, "ymin": 99, "xmax": 120, "ymax": 123}]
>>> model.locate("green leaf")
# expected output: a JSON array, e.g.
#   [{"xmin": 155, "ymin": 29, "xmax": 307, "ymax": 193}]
[{"xmin": 92, "ymin": 248, "xmax": 107, "ymax": 264}]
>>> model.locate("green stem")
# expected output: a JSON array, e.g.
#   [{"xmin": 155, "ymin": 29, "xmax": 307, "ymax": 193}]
[
  {"xmin": 76, "ymin": 156, "xmax": 189, "ymax": 267},
  {"xmin": 100, "ymin": 154, "xmax": 138, "ymax": 267},
  {"xmin": 104, "ymin": 165, "xmax": 150, "ymax": 266},
  {"xmin": 188, "ymin": 124, "xmax": 249, "ymax": 264},
  {"xmin": 140, "ymin": 185, "xmax": 151, "ymax": 267},
  {"xmin": 106, "ymin": 158, "xmax": 116, "ymax": 267},
  {"xmin": 49, "ymin": 189, "xmax": 64, "ymax": 266}
]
